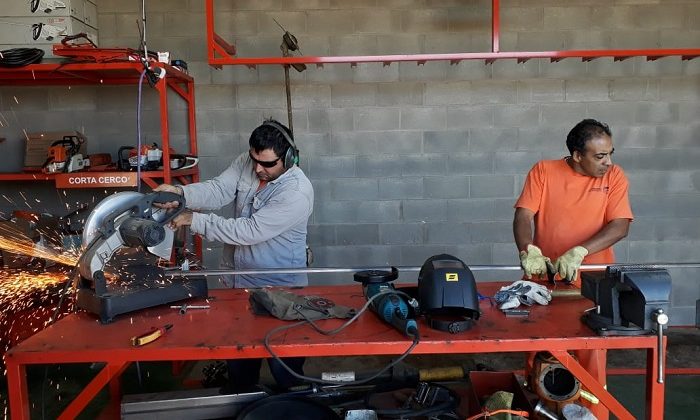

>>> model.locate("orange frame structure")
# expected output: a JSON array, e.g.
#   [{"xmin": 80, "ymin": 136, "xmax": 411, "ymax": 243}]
[
  {"xmin": 206, "ymin": 0, "xmax": 700, "ymax": 67},
  {"xmin": 5, "ymin": 283, "xmax": 665, "ymax": 420}
]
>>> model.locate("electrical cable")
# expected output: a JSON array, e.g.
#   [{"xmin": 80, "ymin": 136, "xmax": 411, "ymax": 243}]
[
  {"xmin": 0, "ymin": 48, "xmax": 44, "ymax": 67},
  {"xmin": 262, "ymin": 291, "xmax": 420, "ymax": 387}
]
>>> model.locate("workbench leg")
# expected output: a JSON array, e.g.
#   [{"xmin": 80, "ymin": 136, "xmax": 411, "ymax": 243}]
[
  {"xmin": 6, "ymin": 358, "xmax": 29, "ymax": 420},
  {"xmin": 574, "ymin": 349, "xmax": 608, "ymax": 420},
  {"xmin": 57, "ymin": 361, "xmax": 130, "ymax": 420},
  {"xmin": 550, "ymin": 350, "xmax": 635, "ymax": 420},
  {"xmin": 646, "ymin": 339, "xmax": 666, "ymax": 420}
]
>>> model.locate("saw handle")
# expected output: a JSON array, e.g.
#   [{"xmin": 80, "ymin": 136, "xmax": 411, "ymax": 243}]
[{"xmin": 148, "ymin": 191, "xmax": 186, "ymax": 223}]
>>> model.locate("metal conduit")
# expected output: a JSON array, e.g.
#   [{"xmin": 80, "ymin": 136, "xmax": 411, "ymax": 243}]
[{"xmin": 166, "ymin": 262, "xmax": 700, "ymax": 277}]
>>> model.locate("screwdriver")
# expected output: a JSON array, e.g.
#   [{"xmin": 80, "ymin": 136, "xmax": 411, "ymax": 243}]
[{"xmin": 131, "ymin": 324, "xmax": 173, "ymax": 347}]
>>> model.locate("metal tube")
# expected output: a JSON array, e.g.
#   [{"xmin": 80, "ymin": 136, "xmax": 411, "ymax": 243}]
[{"xmin": 165, "ymin": 262, "xmax": 700, "ymax": 277}]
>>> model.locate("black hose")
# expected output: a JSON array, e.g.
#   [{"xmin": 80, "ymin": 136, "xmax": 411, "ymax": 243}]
[{"xmin": 0, "ymin": 48, "xmax": 45, "ymax": 67}]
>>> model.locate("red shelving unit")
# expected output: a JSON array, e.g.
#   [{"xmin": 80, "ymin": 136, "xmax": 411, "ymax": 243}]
[{"xmin": 0, "ymin": 61, "xmax": 199, "ymax": 190}]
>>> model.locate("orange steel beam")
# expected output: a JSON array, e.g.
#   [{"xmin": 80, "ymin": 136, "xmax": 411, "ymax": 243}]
[
  {"xmin": 56, "ymin": 361, "xmax": 130, "ymax": 420},
  {"xmin": 205, "ymin": 0, "xmax": 700, "ymax": 67}
]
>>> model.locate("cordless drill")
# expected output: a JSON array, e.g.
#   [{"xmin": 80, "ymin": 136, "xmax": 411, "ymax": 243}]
[{"xmin": 354, "ymin": 268, "xmax": 419, "ymax": 338}]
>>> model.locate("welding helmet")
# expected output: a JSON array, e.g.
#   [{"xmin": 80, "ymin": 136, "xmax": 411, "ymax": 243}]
[{"xmin": 417, "ymin": 254, "xmax": 480, "ymax": 333}]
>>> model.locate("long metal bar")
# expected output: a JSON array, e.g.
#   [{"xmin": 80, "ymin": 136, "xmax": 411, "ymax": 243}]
[{"xmin": 167, "ymin": 262, "xmax": 700, "ymax": 277}]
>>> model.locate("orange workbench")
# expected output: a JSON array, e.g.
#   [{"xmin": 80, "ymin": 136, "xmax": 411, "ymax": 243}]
[{"xmin": 5, "ymin": 283, "xmax": 665, "ymax": 419}]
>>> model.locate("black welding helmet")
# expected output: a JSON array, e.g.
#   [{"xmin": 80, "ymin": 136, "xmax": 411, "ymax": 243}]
[{"xmin": 417, "ymin": 254, "xmax": 480, "ymax": 333}]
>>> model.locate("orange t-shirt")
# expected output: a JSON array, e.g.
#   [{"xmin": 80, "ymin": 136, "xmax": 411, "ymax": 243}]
[{"xmin": 515, "ymin": 159, "xmax": 634, "ymax": 265}]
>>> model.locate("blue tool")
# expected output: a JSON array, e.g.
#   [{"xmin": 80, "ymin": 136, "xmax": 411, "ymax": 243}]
[{"xmin": 354, "ymin": 268, "xmax": 418, "ymax": 338}]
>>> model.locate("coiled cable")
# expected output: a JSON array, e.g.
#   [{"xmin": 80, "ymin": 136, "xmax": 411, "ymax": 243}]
[{"xmin": 0, "ymin": 48, "xmax": 45, "ymax": 67}]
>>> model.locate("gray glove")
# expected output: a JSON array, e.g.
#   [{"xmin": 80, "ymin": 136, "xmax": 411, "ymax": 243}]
[{"xmin": 494, "ymin": 281, "xmax": 552, "ymax": 310}]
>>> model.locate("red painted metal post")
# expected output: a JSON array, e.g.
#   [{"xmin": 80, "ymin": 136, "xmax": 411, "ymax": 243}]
[
  {"xmin": 156, "ymin": 77, "xmax": 171, "ymax": 185},
  {"xmin": 57, "ymin": 361, "xmax": 130, "ymax": 420},
  {"xmin": 492, "ymin": 0, "xmax": 500, "ymax": 53},
  {"xmin": 646, "ymin": 337, "xmax": 666, "ymax": 420},
  {"xmin": 6, "ymin": 357, "xmax": 30, "ymax": 420},
  {"xmin": 188, "ymin": 80, "xmax": 198, "ymax": 156},
  {"xmin": 206, "ymin": 0, "xmax": 215, "ymax": 63},
  {"xmin": 549, "ymin": 350, "xmax": 636, "ymax": 420}
]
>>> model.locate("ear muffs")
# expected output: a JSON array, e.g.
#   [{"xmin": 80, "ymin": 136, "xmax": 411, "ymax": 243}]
[{"xmin": 262, "ymin": 120, "xmax": 299, "ymax": 169}]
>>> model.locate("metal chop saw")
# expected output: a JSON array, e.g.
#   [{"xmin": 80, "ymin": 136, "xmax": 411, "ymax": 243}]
[{"xmin": 76, "ymin": 191, "xmax": 207, "ymax": 323}]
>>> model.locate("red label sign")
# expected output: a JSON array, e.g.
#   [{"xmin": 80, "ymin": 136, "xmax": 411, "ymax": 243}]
[{"xmin": 55, "ymin": 172, "xmax": 138, "ymax": 188}]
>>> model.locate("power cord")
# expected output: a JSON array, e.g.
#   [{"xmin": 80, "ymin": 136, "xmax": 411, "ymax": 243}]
[
  {"xmin": 0, "ymin": 48, "xmax": 44, "ymax": 67},
  {"xmin": 263, "ymin": 291, "xmax": 420, "ymax": 387}
]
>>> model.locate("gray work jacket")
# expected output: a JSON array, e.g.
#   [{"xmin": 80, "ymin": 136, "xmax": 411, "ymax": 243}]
[{"xmin": 182, "ymin": 153, "xmax": 314, "ymax": 288}]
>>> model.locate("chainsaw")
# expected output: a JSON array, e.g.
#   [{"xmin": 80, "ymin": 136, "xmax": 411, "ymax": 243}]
[
  {"xmin": 75, "ymin": 191, "xmax": 207, "ymax": 323},
  {"xmin": 42, "ymin": 135, "xmax": 85, "ymax": 173}
]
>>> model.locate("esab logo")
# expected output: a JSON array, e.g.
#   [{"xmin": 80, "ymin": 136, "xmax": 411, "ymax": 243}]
[{"xmin": 445, "ymin": 273, "xmax": 459, "ymax": 282}]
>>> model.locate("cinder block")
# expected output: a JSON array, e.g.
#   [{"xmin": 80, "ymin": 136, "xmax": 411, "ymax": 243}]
[
  {"xmin": 401, "ymin": 107, "xmax": 446, "ymax": 130},
  {"xmin": 632, "ymin": 5, "xmax": 684, "ymax": 30},
  {"xmin": 332, "ymin": 132, "xmax": 377, "ymax": 155},
  {"xmin": 314, "ymin": 245, "xmax": 400, "ymax": 267},
  {"xmin": 377, "ymin": 83, "xmax": 424, "ymax": 106},
  {"xmin": 446, "ymin": 199, "xmax": 495, "ymax": 222},
  {"xmin": 517, "ymin": 31, "xmax": 569, "ymax": 51},
  {"xmin": 376, "ymin": 131, "xmax": 423, "ymax": 154},
  {"xmin": 401, "ymin": 154, "xmax": 448, "ymax": 176},
  {"xmin": 332, "ymin": 178, "xmax": 378, "ymax": 200},
  {"xmin": 627, "ymin": 172, "xmax": 696, "ymax": 194},
  {"xmin": 492, "ymin": 243, "xmax": 520, "ymax": 266},
  {"xmin": 194, "ymin": 85, "xmax": 236, "ymax": 110},
  {"xmin": 377, "ymin": 34, "xmax": 423, "ymax": 55},
  {"xmin": 445, "ymin": 60, "xmax": 492, "ymax": 81},
  {"xmin": 331, "ymin": 84, "xmax": 377, "ymax": 107},
  {"xmin": 679, "ymin": 103, "xmax": 700, "ymax": 123},
  {"xmin": 357, "ymin": 201, "xmax": 402, "ymax": 223},
  {"xmin": 307, "ymin": 156, "xmax": 355, "ymax": 179},
  {"xmin": 307, "ymin": 10, "xmax": 355, "ymax": 34},
  {"xmin": 470, "ymin": 175, "xmax": 515, "ymax": 198},
  {"xmin": 544, "ymin": 6, "xmax": 592, "ymax": 30},
  {"xmin": 307, "ymin": 224, "xmax": 337, "ymax": 247},
  {"xmin": 237, "ymin": 85, "xmax": 286, "ymax": 108},
  {"xmin": 399, "ymin": 61, "xmax": 448, "ymax": 82},
  {"xmin": 494, "ymin": 104, "xmax": 540, "ymax": 127},
  {"xmin": 298, "ymin": 133, "xmax": 331, "ymax": 156},
  {"xmin": 291, "ymin": 85, "xmax": 331, "ymax": 108},
  {"xmin": 468, "ymin": 221, "xmax": 513, "ymax": 244},
  {"xmin": 609, "ymin": 31, "xmax": 660, "ymax": 50},
  {"xmin": 613, "ymin": 126, "xmax": 658, "ymax": 149},
  {"xmin": 354, "ymin": 10, "xmax": 402, "ymax": 33},
  {"xmin": 305, "ymin": 65, "xmax": 354, "ymax": 84},
  {"xmin": 379, "ymin": 177, "xmax": 423, "ymax": 199},
  {"xmin": 469, "ymin": 128, "xmax": 519, "ymax": 152},
  {"xmin": 493, "ymin": 198, "xmax": 517, "ymax": 221},
  {"xmin": 634, "ymin": 103, "xmax": 679, "ymax": 124},
  {"xmin": 426, "ymin": 223, "xmax": 470, "ymax": 245},
  {"xmin": 635, "ymin": 57, "xmax": 683, "ymax": 77},
  {"xmin": 517, "ymin": 127, "xmax": 565, "ymax": 151},
  {"xmin": 610, "ymin": 78, "xmax": 659, "ymax": 101},
  {"xmin": 539, "ymin": 60, "xmax": 588, "ymax": 79},
  {"xmin": 401, "ymin": 9, "xmax": 449, "ymax": 32},
  {"xmin": 586, "ymin": 102, "xmax": 636, "ymax": 125},
  {"xmin": 491, "ymin": 61, "xmax": 539, "ymax": 80},
  {"xmin": 209, "ymin": 109, "xmax": 262, "ymax": 134},
  {"xmin": 654, "ymin": 218, "xmax": 700, "ymax": 241},
  {"xmin": 337, "ymin": 224, "xmax": 380, "ymax": 245},
  {"xmin": 357, "ymin": 156, "xmax": 404, "ymax": 178},
  {"xmin": 565, "ymin": 80, "xmax": 610, "ymax": 102},
  {"xmin": 446, "ymin": 106, "xmax": 495, "ymax": 129},
  {"xmin": 501, "ymin": 6, "xmax": 543, "ymax": 31},
  {"xmin": 310, "ymin": 179, "xmax": 332, "ymax": 201},
  {"xmin": 314, "ymin": 201, "xmax": 360, "ymax": 223},
  {"xmin": 402, "ymin": 199, "xmax": 447, "ymax": 222},
  {"xmin": 98, "ymin": 14, "xmax": 117, "ymax": 39},
  {"xmin": 352, "ymin": 62, "xmax": 400, "ymax": 83},
  {"xmin": 588, "ymin": 58, "xmax": 637, "ymax": 78},
  {"xmin": 424, "ymin": 176, "xmax": 470, "ymax": 198},
  {"xmin": 540, "ymin": 103, "xmax": 588, "ymax": 126},
  {"xmin": 656, "ymin": 125, "xmax": 699, "ymax": 149},
  {"xmin": 655, "ymin": 240, "xmax": 700, "ymax": 262},
  {"xmin": 399, "ymin": 245, "xmax": 461, "ymax": 267},
  {"xmin": 660, "ymin": 78, "xmax": 700, "ymax": 102},
  {"xmin": 355, "ymin": 108, "xmax": 401, "ymax": 130},
  {"xmin": 590, "ymin": 6, "xmax": 636, "ymax": 31},
  {"xmin": 211, "ymin": 65, "xmax": 258, "ymax": 85},
  {"xmin": 48, "ymin": 87, "xmax": 97, "ymax": 111},
  {"xmin": 630, "ymin": 194, "xmax": 700, "ymax": 218},
  {"xmin": 424, "ymin": 131, "xmax": 469, "ymax": 154},
  {"xmin": 447, "ymin": 153, "xmax": 493, "ymax": 175},
  {"xmin": 379, "ymin": 223, "xmax": 424, "ymax": 245},
  {"xmin": 425, "ymin": 81, "xmax": 473, "ymax": 105},
  {"xmin": 214, "ymin": 11, "xmax": 260, "ymax": 37},
  {"xmin": 495, "ymin": 152, "xmax": 542, "ymax": 174}
]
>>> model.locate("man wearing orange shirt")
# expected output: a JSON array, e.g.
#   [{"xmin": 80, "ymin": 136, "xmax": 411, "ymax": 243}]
[
  {"xmin": 513, "ymin": 119, "xmax": 634, "ymax": 420},
  {"xmin": 514, "ymin": 118, "xmax": 633, "ymax": 284}
]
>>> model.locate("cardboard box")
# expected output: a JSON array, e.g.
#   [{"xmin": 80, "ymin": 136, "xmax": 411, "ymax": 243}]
[{"xmin": 24, "ymin": 131, "xmax": 87, "ymax": 170}]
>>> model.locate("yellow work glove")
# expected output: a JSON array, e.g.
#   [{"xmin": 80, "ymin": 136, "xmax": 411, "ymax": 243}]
[
  {"xmin": 553, "ymin": 246, "xmax": 589, "ymax": 283},
  {"xmin": 519, "ymin": 244, "xmax": 551, "ymax": 279}
]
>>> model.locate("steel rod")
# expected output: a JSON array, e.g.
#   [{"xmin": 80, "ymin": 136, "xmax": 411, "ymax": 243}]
[{"xmin": 165, "ymin": 262, "xmax": 700, "ymax": 277}]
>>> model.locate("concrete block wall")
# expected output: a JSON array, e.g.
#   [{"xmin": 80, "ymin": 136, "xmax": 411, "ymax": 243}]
[{"xmin": 1, "ymin": 0, "xmax": 699, "ymax": 324}]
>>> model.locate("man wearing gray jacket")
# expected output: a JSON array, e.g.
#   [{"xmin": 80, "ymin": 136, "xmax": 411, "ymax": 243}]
[{"xmin": 155, "ymin": 119, "xmax": 314, "ymax": 391}]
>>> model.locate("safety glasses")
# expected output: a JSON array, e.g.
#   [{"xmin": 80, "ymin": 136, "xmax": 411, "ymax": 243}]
[{"xmin": 249, "ymin": 151, "xmax": 281, "ymax": 168}]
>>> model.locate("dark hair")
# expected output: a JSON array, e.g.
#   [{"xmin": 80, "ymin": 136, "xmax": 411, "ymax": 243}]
[
  {"xmin": 249, "ymin": 119, "xmax": 293, "ymax": 158},
  {"xmin": 566, "ymin": 119, "xmax": 612, "ymax": 155}
]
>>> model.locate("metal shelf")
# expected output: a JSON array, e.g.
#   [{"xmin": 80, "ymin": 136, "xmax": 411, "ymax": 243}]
[
  {"xmin": 206, "ymin": 0, "xmax": 700, "ymax": 67},
  {"xmin": 0, "ymin": 60, "xmax": 199, "ymax": 189}
]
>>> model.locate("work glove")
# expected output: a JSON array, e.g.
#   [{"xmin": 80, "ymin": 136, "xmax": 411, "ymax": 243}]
[
  {"xmin": 519, "ymin": 244, "xmax": 552, "ymax": 279},
  {"xmin": 494, "ymin": 280, "xmax": 552, "ymax": 310},
  {"xmin": 553, "ymin": 246, "xmax": 588, "ymax": 283}
]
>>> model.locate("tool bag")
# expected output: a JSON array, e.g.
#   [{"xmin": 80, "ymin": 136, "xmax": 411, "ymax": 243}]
[{"xmin": 249, "ymin": 288, "xmax": 356, "ymax": 321}]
